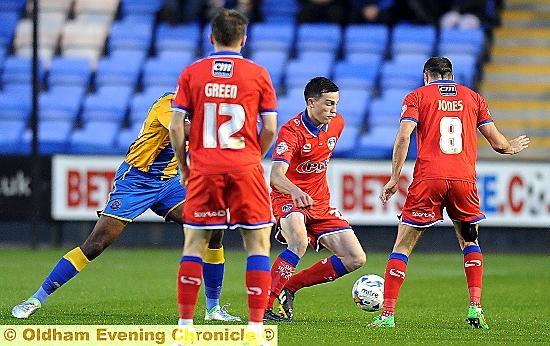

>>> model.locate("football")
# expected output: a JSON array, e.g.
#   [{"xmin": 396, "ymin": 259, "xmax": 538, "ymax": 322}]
[{"xmin": 352, "ymin": 274, "xmax": 384, "ymax": 312}]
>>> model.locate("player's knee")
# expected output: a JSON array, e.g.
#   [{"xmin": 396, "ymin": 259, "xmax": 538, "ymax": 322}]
[
  {"xmin": 346, "ymin": 251, "xmax": 366, "ymax": 272},
  {"xmin": 287, "ymin": 237, "xmax": 308, "ymax": 257},
  {"xmin": 460, "ymin": 221, "xmax": 478, "ymax": 242}
]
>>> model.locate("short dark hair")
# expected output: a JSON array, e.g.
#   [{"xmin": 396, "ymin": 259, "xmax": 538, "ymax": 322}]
[
  {"xmin": 423, "ymin": 57, "xmax": 453, "ymax": 79},
  {"xmin": 210, "ymin": 9, "xmax": 249, "ymax": 47},
  {"xmin": 304, "ymin": 77, "xmax": 339, "ymax": 102}
]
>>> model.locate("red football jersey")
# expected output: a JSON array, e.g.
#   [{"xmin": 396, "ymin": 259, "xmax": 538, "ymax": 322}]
[
  {"xmin": 401, "ymin": 80, "xmax": 493, "ymax": 183},
  {"xmin": 271, "ymin": 111, "xmax": 344, "ymax": 205},
  {"xmin": 172, "ymin": 51, "xmax": 277, "ymax": 174}
]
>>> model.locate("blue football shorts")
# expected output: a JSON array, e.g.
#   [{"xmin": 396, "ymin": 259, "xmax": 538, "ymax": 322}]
[{"xmin": 100, "ymin": 161, "xmax": 186, "ymax": 222}]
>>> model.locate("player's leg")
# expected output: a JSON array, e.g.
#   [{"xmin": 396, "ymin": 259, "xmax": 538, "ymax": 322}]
[
  {"xmin": 266, "ymin": 212, "xmax": 308, "ymax": 315},
  {"xmin": 448, "ymin": 180, "xmax": 488, "ymax": 329},
  {"xmin": 177, "ymin": 227, "xmax": 212, "ymax": 325},
  {"xmin": 12, "ymin": 216, "xmax": 127, "ymax": 318}
]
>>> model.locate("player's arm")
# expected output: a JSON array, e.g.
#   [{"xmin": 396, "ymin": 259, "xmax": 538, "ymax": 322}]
[
  {"xmin": 478, "ymin": 122, "xmax": 530, "ymax": 155},
  {"xmin": 169, "ymin": 110, "xmax": 189, "ymax": 185},
  {"xmin": 270, "ymin": 161, "xmax": 314, "ymax": 209},
  {"xmin": 380, "ymin": 120, "xmax": 416, "ymax": 203},
  {"xmin": 259, "ymin": 113, "xmax": 277, "ymax": 157}
]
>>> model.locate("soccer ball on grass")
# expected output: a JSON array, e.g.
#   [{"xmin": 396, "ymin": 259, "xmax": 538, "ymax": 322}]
[{"xmin": 352, "ymin": 274, "xmax": 384, "ymax": 312}]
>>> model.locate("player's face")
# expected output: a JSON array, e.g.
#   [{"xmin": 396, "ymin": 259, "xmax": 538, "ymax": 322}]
[{"xmin": 308, "ymin": 92, "xmax": 339, "ymax": 127}]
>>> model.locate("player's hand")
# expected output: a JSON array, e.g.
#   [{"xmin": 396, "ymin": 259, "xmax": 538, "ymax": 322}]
[
  {"xmin": 380, "ymin": 178, "xmax": 399, "ymax": 204},
  {"xmin": 179, "ymin": 165, "xmax": 190, "ymax": 187},
  {"xmin": 509, "ymin": 135, "xmax": 530, "ymax": 154},
  {"xmin": 291, "ymin": 189, "xmax": 314, "ymax": 209}
]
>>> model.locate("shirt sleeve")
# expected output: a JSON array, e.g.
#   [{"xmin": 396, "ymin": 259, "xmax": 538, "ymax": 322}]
[
  {"xmin": 172, "ymin": 68, "xmax": 191, "ymax": 113},
  {"xmin": 400, "ymin": 91, "xmax": 419, "ymax": 123},
  {"xmin": 476, "ymin": 93, "xmax": 494, "ymax": 127},
  {"xmin": 259, "ymin": 67, "xmax": 278, "ymax": 117},
  {"xmin": 272, "ymin": 125, "xmax": 298, "ymax": 165}
]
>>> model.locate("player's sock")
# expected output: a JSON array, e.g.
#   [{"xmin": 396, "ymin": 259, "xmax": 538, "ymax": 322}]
[
  {"xmin": 178, "ymin": 256, "xmax": 203, "ymax": 320},
  {"xmin": 267, "ymin": 249, "xmax": 300, "ymax": 309},
  {"xmin": 203, "ymin": 247, "xmax": 225, "ymax": 311},
  {"xmin": 284, "ymin": 255, "xmax": 349, "ymax": 292},
  {"xmin": 32, "ymin": 247, "xmax": 90, "ymax": 305},
  {"xmin": 246, "ymin": 255, "xmax": 271, "ymax": 323},
  {"xmin": 463, "ymin": 245, "xmax": 483, "ymax": 307},
  {"xmin": 381, "ymin": 252, "xmax": 409, "ymax": 317}
]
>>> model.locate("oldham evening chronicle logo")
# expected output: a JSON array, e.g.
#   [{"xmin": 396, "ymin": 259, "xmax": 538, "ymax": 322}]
[{"xmin": 212, "ymin": 60, "xmax": 234, "ymax": 78}]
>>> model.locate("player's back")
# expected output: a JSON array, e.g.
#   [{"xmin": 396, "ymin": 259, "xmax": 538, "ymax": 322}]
[
  {"xmin": 125, "ymin": 92, "xmax": 178, "ymax": 179},
  {"xmin": 401, "ymin": 81, "xmax": 493, "ymax": 182},
  {"xmin": 173, "ymin": 52, "xmax": 277, "ymax": 174}
]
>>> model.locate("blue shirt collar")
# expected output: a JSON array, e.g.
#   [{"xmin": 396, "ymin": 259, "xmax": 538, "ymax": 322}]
[
  {"xmin": 429, "ymin": 79, "xmax": 455, "ymax": 84},
  {"xmin": 301, "ymin": 110, "xmax": 327, "ymax": 136},
  {"xmin": 209, "ymin": 51, "xmax": 243, "ymax": 57}
]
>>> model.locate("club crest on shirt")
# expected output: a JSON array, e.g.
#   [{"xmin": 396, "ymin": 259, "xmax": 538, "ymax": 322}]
[
  {"xmin": 276, "ymin": 142, "xmax": 288, "ymax": 155},
  {"xmin": 110, "ymin": 199, "xmax": 122, "ymax": 210},
  {"xmin": 212, "ymin": 60, "xmax": 233, "ymax": 78},
  {"xmin": 327, "ymin": 137, "xmax": 337, "ymax": 151},
  {"xmin": 302, "ymin": 143, "xmax": 311, "ymax": 152},
  {"xmin": 282, "ymin": 204, "xmax": 293, "ymax": 213},
  {"xmin": 438, "ymin": 84, "xmax": 457, "ymax": 96}
]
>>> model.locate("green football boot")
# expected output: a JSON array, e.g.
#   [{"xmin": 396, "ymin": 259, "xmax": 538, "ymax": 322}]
[
  {"xmin": 370, "ymin": 314, "xmax": 395, "ymax": 328},
  {"xmin": 466, "ymin": 305, "xmax": 489, "ymax": 329}
]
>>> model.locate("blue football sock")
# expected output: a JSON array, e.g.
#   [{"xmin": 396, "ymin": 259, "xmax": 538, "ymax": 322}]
[{"xmin": 203, "ymin": 247, "xmax": 225, "ymax": 311}]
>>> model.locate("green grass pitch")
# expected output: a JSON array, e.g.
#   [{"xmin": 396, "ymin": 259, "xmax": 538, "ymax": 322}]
[{"xmin": 1, "ymin": 248, "xmax": 549, "ymax": 345}]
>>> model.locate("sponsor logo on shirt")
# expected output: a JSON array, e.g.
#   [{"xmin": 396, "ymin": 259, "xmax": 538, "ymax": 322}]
[
  {"xmin": 276, "ymin": 142, "xmax": 289, "ymax": 155},
  {"xmin": 212, "ymin": 60, "xmax": 234, "ymax": 78},
  {"xmin": 438, "ymin": 84, "xmax": 457, "ymax": 96},
  {"xmin": 296, "ymin": 160, "xmax": 328, "ymax": 174},
  {"xmin": 327, "ymin": 137, "xmax": 336, "ymax": 151}
]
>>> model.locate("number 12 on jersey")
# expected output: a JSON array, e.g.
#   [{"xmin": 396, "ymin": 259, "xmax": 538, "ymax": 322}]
[{"xmin": 203, "ymin": 102, "xmax": 246, "ymax": 149}]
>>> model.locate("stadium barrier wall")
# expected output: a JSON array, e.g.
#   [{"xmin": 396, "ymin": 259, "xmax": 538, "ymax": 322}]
[{"xmin": 51, "ymin": 155, "xmax": 550, "ymax": 227}]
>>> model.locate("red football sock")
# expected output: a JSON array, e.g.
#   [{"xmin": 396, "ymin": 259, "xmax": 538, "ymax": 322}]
[
  {"xmin": 177, "ymin": 257, "xmax": 203, "ymax": 320},
  {"xmin": 382, "ymin": 257, "xmax": 408, "ymax": 317},
  {"xmin": 284, "ymin": 257, "xmax": 339, "ymax": 292},
  {"xmin": 464, "ymin": 250, "xmax": 483, "ymax": 306},
  {"xmin": 247, "ymin": 270, "xmax": 271, "ymax": 323},
  {"xmin": 268, "ymin": 256, "xmax": 296, "ymax": 308}
]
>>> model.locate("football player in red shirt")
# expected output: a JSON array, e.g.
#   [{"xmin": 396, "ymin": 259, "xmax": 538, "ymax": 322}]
[
  {"xmin": 169, "ymin": 9, "xmax": 278, "ymax": 329},
  {"xmin": 264, "ymin": 77, "xmax": 367, "ymax": 322},
  {"xmin": 372, "ymin": 57, "xmax": 530, "ymax": 329}
]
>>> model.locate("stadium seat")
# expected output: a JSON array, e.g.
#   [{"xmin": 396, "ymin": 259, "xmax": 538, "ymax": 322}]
[
  {"xmin": 0, "ymin": 86, "xmax": 31, "ymax": 121},
  {"xmin": 337, "ymin": 88, "xmax": 371, "ymax": 127},
  {"xmin": 439, "ymin": 27, "xmax": 485, "ymax": 58},
  {"xmin": 94, "ymin": 49, "xmax": 145, "ymax": 87},
  {"xmin": 142, "ymin": 54, "xmax": 191, "ymax": 89},
  {"xmin": 355, "ymin": 125, "xmax": 397, "ymax": 159},
  {"xmin": 296, "ymin": 23, "xmax": 341, "ymax": 52},
  {"xmin": 80, "ymin": 85, "xmax": 132, "ymax": 123},
  {"xmin": 248, "ymin": 22, "xmax": 295, "ymax": 53},
  {"xmin": 276, "ymin": 95, "xmax": 303, "ymax": 126},
  {"xmin": 445, "ymin": 53, "xmax": 477, "ymax": 88},
  {"xmin": 0, "ymin": 11, "xmax": 21, "ymax": 49},
  {"xmin": 120, "ymin": 0, "xmax": 163, "ymax": 16},
  {"xmin": 69, "ymin": 120, "xmax": 120, "ymax": 154},
  {"xmin": 108, "ymin": 19, "xmax": 153, "ymax": 52},
  {"xmin": 285, "ymin": 56, "xmax": 333, "ymax": 89},
  {"xmin": 39, "ymin": 85, "xmax": 85, "ymax": 121},
  {"xmin": 261, "ymin": 0, "xmax": 299, "ymax": 22},
  {"xmin": 21, "ymin": 120, "xmax": 74, "ymax": 154},
  {"xmin": 368, "ymin": 96, "xmax": 404, "ymax": 128},
  {"xmin": 392, "ymin": 24, "xmax": 436, "ymax": 56},
  {"xmin": 60, "ymin": 20, "xmax": 110, "ymax": 68},
  {"xmin": 48, "ymin": 56, "xmax": 92, "ymax": 87},
  {"xmin": 379, "ymin": 54, "xmax": 427, "ymax": 91},
  {"xmin": 250, "ymin": 50, "xmax": 289, "ymax": 90},
  {"xmin": 14, "ymin": 13, "xmax": 66, "ymax": 65},
  {"xmin": 0, "ymin": 56, "xmax": 45, "ymax": 87},
  {"xmin": 128, "ymin": 90, "xmax": 167, "ymax": 124},
  {"xmin": 116, "ymin": 122, "xmax": 143, "ymax": 153},
  {"xmin": 74, "ymin": 0, "xmax": 119, "ymax": 17},
  {"xmin": 0, "ymin": 119, "xmax": 27, "ymax": 154},
  {"xmin": 344, "ymin": 24, "xmax": 389, "ymax": 56},
  {"xmin": 333, "ymin": 60, "xmax": 379, "ymax": 91},
  {"xmin": 332, "ymin": 126, "xmax": 359, "ymax": 158},
  {"xmin": 0, "ymin": 0, "xmax": 26, "ymax": 12},
  {"xmin": 30, "ymin": 0, "xmax": 74, "ymax": 14},
  {"xmin": 155, "ymin": 22, "xmax": 201, "ymax": 53}
]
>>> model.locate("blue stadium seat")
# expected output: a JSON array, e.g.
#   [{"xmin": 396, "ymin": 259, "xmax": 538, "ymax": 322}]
[
  {"xmin": 69, "ymin": 121, "xmax": 121, "ymax": 154},
  {"xmin": 128, "ymin": 90, "xmax": 168, "ymax": 124},
  {"xmin": 439, "ymin": 27, "xmax": 485, "ymax": 58},
  {"xmin": 0, "ymin": 0, "xmax": 26, "ymax": 12},
  {"xmin": 332, "ymin": 126, "xmax": 359, "ymax": 158},
  {"xmin": 333, "ymin": 60, "xmax": 379, "ymax": 91},
  {"xmin": 337, "ymin": 88, "xmax": 371, "ymax": 127},
  {"xmin": 250, "ymin": 50, "xmax": 289, "ymax": 90},
  {"xmin": 0, "ymin": 11, "xmax": 20, "ymax": 49},
  {"xmin": 261, "ymin": 0, "xmax": 299, "ymax": 22},
  {"xmin": 285, "ymin": 56, "xmax": 333, "ymax": 89},
  {"xmin": 1, "ymin": 56, "xmax": 45, "ymax": 87},
  {"xmin": 21, "ymin": 120, "xmax": 73, "ymax": 154},
  {"xmin": 296, "ymin": 23, "xmax": 341, "ymax": 52},
  {"xmin": 248, "ymin": 22, "xmax": 295, "ymax": 53},
  {"xmin": 48, "ymin": 56, "xmax": 92, "ymax": 88},
  {"xmin": 379, "ymin": 54, "xmax": 427, "ymax": 90},
  {"xmin": 355, "ymin": 125, "xmax": 397, "ymax": 159},
  {"xmin": 81, "ymin": 85, "xmax": 133, "ymax": 123},
  {"xmin": 446, "ymin": 53, "xmax": 478, "ymax": 88},
  {"xmin": 120, "ymin": 0, "xmax": 164, "ymax": 16},
  {"xmin": 0, "ymin": 119, "xmax": 26, "ymax": 154},
  {"xmin": 276, "ymin": 95, "xmax": 302, "ymax": 126},
  {"xmin": 95, "ymin": 50, "xmax": 145, "ymax": 87},
  {"xmin": 155, "ymin": 22, "xmax": 201, "ymax": 53},
  {"xmin": 39, "ymin": 85, "xmax": 86, "ymax": 121},
  {"xmin": 368, "ymin": 96, "xmax": 404, "ymax": 128},
  {"xmin": 108, "ymin": 19, "xmax": 154, "ymax": 52},
  {"xmin": 116, "ymin": 122, "xmax": 143, "ymax": 152},
  {"xmin": 344, "ymin": 24, "xmax": 389, "ymax": 56},
  {"xmin": 142, "ymin": 54, "xmax": 191, "ymax": 88},
  {"xmin": 0, "ymin": 85, "xmax": 31, "ymax": 121},
  {"xmin": 392, "ymin": 24, "xmax": 436, "ymax": 56}
]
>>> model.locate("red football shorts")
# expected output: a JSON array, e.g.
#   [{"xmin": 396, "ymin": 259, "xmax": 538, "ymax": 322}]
[
  {"xmin": 401, "ymin": 178, "xmax": 486, "ymax": 227},
  {"xmin": 183, "ymin": 164, "xmax": 273, "ymax": 230},
  {"xmin": 271, "ymin": 196, "xmax": 352, "ymax": 251}
]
